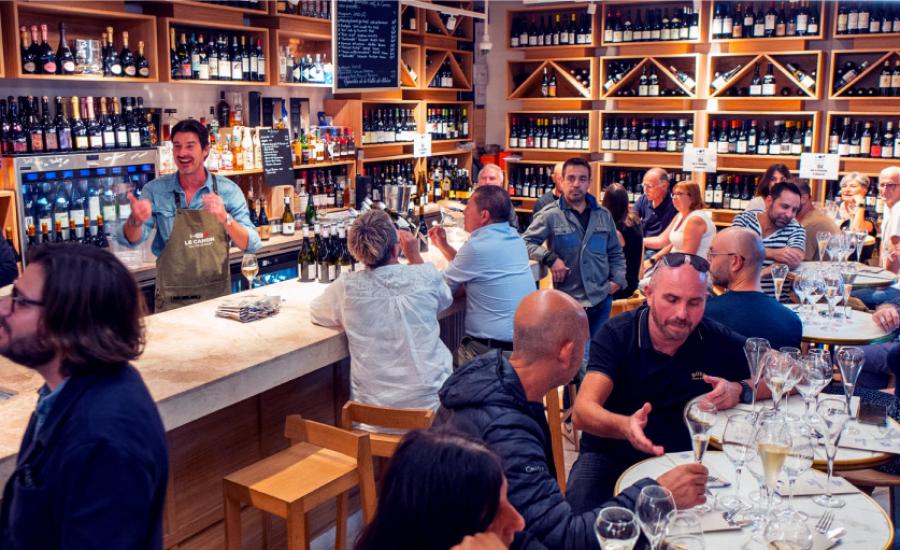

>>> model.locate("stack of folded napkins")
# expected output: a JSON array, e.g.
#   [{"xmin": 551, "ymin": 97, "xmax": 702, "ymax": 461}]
[{"xmin": 215, "ymin": 294, "xmax": 281, "ymax": 323}]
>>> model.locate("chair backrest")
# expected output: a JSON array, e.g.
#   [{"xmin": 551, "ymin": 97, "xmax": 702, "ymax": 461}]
[
  {"xmin": 284, "ymin": 414, "xmax": 377, "ymax": 522},
  {"xmin": 543, "ymin": 388, "xmax": 567, "ymax": 495},
  {"xmin": 340, "ymin": 401, "xmax": 435, "ymax": 432}
]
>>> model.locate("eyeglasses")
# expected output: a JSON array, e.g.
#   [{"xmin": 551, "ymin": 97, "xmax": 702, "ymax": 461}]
[
  {"xmin": 661, "ymin": 252, "xmax": 710, "ymax": 273},
  {"xmin": 707, "ymin": 251, "xmax": 745, "ymax": 261},
  {"xmin": 878, "ymin": 183, "xmax": 899, "ymax": 190},
  {"xmin": 671, "ymin": 192, "xmax": 688, "ymax": 198},
  {"xmin": 3, "ymin": 286, "xmax": 44, "ymax": 313}
]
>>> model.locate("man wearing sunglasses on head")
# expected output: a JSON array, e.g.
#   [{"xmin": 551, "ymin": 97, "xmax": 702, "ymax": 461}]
[{"xmin": 566, "ymin": 252, "xmax": 762, "ymax": 512}]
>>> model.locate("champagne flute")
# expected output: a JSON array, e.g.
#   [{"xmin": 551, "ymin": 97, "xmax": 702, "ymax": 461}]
[
  {"xmin": 839, "ymin": 264, "xmax": 857, "ymax": 320},
  {"xmin": 662, "ymin": 511, "xmax": 705, "ymax": 550},
  {"xmin": 762, "ymin": 351, "xmax": 788, "ymax": 414},
  {"xmin": 816, "ymin": 231, "xmax": 832, "ymax": 262},
  {"xmin": 636, "ymin": 485, "xmax": 676, "ymax": 550},
  {"xmin": 805, "ymin": 272, "xmax": 825, "ymax": 325},
  {"xmin": 744, "ymin": 338, "xmax": 771, "ymax": 413},
  {"xmin": 684, "ymin": 398, "xmax": 716, "ymax": 513},
  {"xmin": 594, "ymin": 507, "xmax": 640, "ymax": 550},
  {"xmin": 755, "ymin": 417, "xmax": 792, "ymax": 522},
  {"xmin": 836, "ymin": 346, "xmax": 865, "ymax": 435},
  {"xmin": 795, "ymin": 353, "xmax": 832, "ymax": 417},
  {"xmin": 826, "ymin": 234, "xmax": 843, "ymax": 263},
  {"xmin": 792, "ymin": 271, "xmax": 811, "ymax": 321},
  {"xmin": 854, "ymin": 230, "xmax": 867, "ymax": 262},
  {"xmin": 719, "ymin": 413, "xmax": 755, "ymax": 514},
  {"xmin": 808, "ymin": 397, "xmax": 850, "ymax": 508},
  {"xmin": 771, "ymin": 263, "xmax": 789, "ymax": 302},
  {"xmin": 241, "ymin": 253, "xmax": 259, "ymax": 290},
  {"xmin": 822, "ymin": 270, "xmax": 843, "ymax": 325},
  {"xmin": 843, "ymin": 231, "xmax": 859, "ymax": 265},
  {"xmin": 782, "ymin": 422, "xmax": 814, "ymax": 520}
]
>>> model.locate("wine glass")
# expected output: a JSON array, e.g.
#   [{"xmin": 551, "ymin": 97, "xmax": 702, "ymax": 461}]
[
  {"xmin": 771, "ymin": 263, "xmax": 789, "ymax": 302},
  {"xmin": 836, "ymin": 346, "xmax": 865, "ymax": 435},
  {"xmin": 806, "ymin": 271, "xmax": 826, "ymax": 325},
  {"xmin": 792, "ymin": 271, "xmax": 811, "ymax": 321},
  {"xmin": 764, "ymin": 511, "xmax": 814, "ymax": 550},
  {"xmin": 808, "ymin": 397, "xmax": 851, "ymax": 508},
  {"xmin": 826, "ymin": 234, "xmax": 844, "ymax": 262},
  {"xmin": 782, "ymin": 421, "xmax": 815, "ymax": 520},
  {"xmin": 744, "ymin": 337, "xmax": 771, "ymax": 413},
  {"xmin": 822, "ymin": 269, "xmax": 843, "ymax": 325},
  {"xmin": 719, "ymin": 413, "xmax": 755, "ymax": 514},
  {"xmin": 662, "ymin": 511, "xmax": 705, "ymax": 550},
  {"xmin": 636, "ymin": 486, "xmax": 675, "ymax": 550},
  {"xmin": 241, "ymin": 253, "xmax": 259, "ymax": 290},
  {"xmin": 795, "ymin": 353, "xmax": 832, "ymax": 417},
  {"xmin": 843, "ymin": 231, "xmax": 860, "ymax": 264},
  {"xmin": 755, "ymin": 417, "xmax": 792, "ymax": 522},
  {"xmin": 853, "ymin": 230, "xmax": 867, "ymax": 262},
  {"xmin": 684, "ymin": 398, "xmax": 716, "ymax": 513},
  {"xmin": 839, "ymin": 264, "xmax": 857, "ymax": 320},
  {"xmin": 762, "ymin": 351, "xmax": 790, "ymax": 413},
  {"xmin": 594, "ymin": 507, "xmax": 640, "ymax": 550},
  {"xmin": 816, "ymin": 231, "xmax": 832, "ymax": 262}
]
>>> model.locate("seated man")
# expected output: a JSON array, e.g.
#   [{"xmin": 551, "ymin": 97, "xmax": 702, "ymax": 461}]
[
  {"xmin": 705, "ymin": 227, "xmax": 802, "ymax": 350},
  {"xmin": 429, "ymin": 186, "xmax": 535, "ymax": 365},
  {"xmin": 568, "ymin": 253, "xmax": 757, "ymax": 512},
  {"xmin": 862, "ymin": 298, "xmax": 900, "ymax": 393},
  {"xmin": 310, "ymin": 210, "xmax": 453, "ymax": 411},
  {"xmin": 856, "ymin": 166, "xmax": 900, "ymax": 309},
  {"xmin": 731, "ymin": 181, "xmax": 806, "ymax": 302},
  {"xmin": 633, "ymin": 168, "xmax": 676, "ymax": 259},
  {"xmin": 477, "ymin": 163, "xmax": 518, "ymax": 230},
  {"xmin": 434, "ymin": 289, "xmax": 707, "ymax": 549},
  {"xmin": 795, "ymin": 180, "xmax": 840, "ymax": 261}
]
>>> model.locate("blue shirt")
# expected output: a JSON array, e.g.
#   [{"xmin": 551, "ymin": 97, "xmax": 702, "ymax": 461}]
[
  {"xmin": 635, "ymin": 193, "xmax": 677, "ymax": 239},
  {"xmin": 443, "ymin": 222, "xmax": 535, "ymax": 341},
  {"xmin": 116, "ymin": 170, "xmax": 261, "ymax": 256},
  {"xmin": 34, "ymin": 379, "xmax": 68, "ymax": 437},
  {"xmin": 704, "ymin": 290, "xmax": 803, "ymax": 351}
]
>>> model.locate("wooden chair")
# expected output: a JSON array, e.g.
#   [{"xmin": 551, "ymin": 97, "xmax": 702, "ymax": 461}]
[
  {"xmin": 544, "ymin": 387, "xmax": 568, "ymax": 495},
  {"xmin": 339, "ymin": 401, "xmax": 435, "ymax": 458},
  {"xmin": 611, "ymin": 290, "xmax": 646, "ymax": 318},
  {"xmin": 839, "ymin": 468, "xmax": 900, "ymax": 520},
  {"xmin": 223, "ymin": 415, "xmax": 376, "ymax": 550}
]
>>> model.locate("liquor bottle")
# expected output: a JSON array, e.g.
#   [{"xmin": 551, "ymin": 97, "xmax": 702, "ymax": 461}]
[
  {"xmin": 105, "ymin": 27, "xmax": 123, "ymax": 76},
  {"xmin": 38, "ymin": 24, "xmax": 56, "ymax": 75},
  {"xmin": 216, "ymin": 91, "xmax": 231, "ymax": 129},
  {"xmin": 20, "ymin": 26, "xmax": 37, "ymax": 75}
]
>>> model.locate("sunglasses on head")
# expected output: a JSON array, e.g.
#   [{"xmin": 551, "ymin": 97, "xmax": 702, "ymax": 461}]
[{"xmin": 660, "ymin": 252, "xmax": 710, "ymax": 273}]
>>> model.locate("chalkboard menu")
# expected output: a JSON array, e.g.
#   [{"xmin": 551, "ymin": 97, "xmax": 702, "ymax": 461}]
[
  {"xmin": 259, "ymin": 129, "xmax": 294, "ymax": 186},
  {"xmin": 334, "ymin": 0, "xmax": 400, "ymax": 92}
]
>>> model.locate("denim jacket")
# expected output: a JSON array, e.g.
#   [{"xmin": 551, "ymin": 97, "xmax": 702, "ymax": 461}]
[{"xmin": 522, "ymin": 194, "xmax": 626, "ymax": 307}]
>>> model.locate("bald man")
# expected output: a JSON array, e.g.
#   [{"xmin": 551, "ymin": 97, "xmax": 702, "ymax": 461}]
[
  {"xmin": 476, "ymin": 163, "xmax": 519, "ymax": 230},
  {"xmin": 531, "ymin": 161, "xmax": 564, "ymax": 216},
  {"xmin": 633, "ymin": 168, "xmax": 676, "ymax": 241},
  {"xmin": 435, "ymin": 289, "xmax": 707, "ymax": 549},
  {"xmin": 568, "ymin": 255, "xmax": 756, "ymax": 512},
  {"xmin": 705, "ymin": 227, "xmax": 802, "ymax": 350}
]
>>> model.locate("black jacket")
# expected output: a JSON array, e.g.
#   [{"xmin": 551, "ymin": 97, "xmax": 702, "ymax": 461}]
[
  {"xmin": 434, "ymin": 351, "xmax": 655, "ymax": 550},
  {"xmin": 0, "ymin": 364, "xmax": 169, "ymax": 549}
]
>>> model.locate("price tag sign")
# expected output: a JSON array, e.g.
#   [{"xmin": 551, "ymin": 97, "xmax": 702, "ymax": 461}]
[
  {"xmin": 413, "ymin": 133, "xmax": 432, "ymax": 158},
  {"xmin": 682, "ymin": 146, "xmax": 717, "ymax": 173},
  {"xmin": 800, "ymin": 153, "xmax": 840, "ymax": 180}
]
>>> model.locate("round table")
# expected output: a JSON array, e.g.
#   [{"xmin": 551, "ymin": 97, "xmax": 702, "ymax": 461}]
[
  {"xmin": 615, "ymin": 451, "xmax": 895, "ymax": 550},
  {"xmin": 794, "ymin": 306, "xmax": 896, "ymax": 346},
  {"xmin": 795, "ymin": 261, "xmax": 898, "ymax": 290},
  {"xmin": 709, "ymin": 395, "xmax": 897, "ymax": 471}
]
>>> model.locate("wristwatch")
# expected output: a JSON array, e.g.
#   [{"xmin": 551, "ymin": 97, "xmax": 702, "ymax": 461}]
[
  {"xmin": 224, "ymin": 213, "xmax": 234, "ymax": 227},
  {"xmin": 739, "ymin": 381, "xmax": 753, "ymax": 404}
]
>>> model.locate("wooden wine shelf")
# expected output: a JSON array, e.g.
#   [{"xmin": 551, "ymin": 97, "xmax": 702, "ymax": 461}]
[
  {"xmin": 400, "ymin": 4, "xmax": 423, "ymax": 38},
  {"xmin": 831, "ymin": 2, "xmax": 900, "ymax": 40},
  {"xmin": 270, "ymin": 26, "xmax": 330, "ymax": 87},
  {"xmin": 708, "ymin": 1, "xmax": 825, "ymax": 45},
  {"xmin": 599, "ymin": 0, "xmax": 703, "ymax": 48},
  {"xmin": 505, "ymin": 110, "xmax": 598, "ymax": 154},
  {"xmin": 507, "ymin": 2, "xmax": 598, "ymax": 51},
  {"xmin": 401, "ymin": 44, "xmax": 422, "ymax": 89},
  {"xmin": 424, "ymin": 1, "xmax": 474, "ymax": 42},
  {"xmin": 423, "ymin": 47, "xmax": 472, "ymax": 91},
  {"xmin": 708, "ymin": 51, "xmax": 822, "ymax": 100},
  {"xmin": 505, "ymin": 158, "xmax": 601, "ymax": 197},
  {"xmin": 598, "ymin": 111, "xmax": 699, "ymax": 156},
  {"xmin": 829, "ymin": 48, "xmax": 900, "ymax": 101},
  {"xmin": 824, "ymin": 111, "xmax": 900, "ymax": 176},
  {"xmin": 293, "ymin": 160, "xmax": 355, "ymax": 170},
  {"xmin": 599, "ymin": 53, "xmax": 699, "ymax": 99},
  {"xmin": 0, "ymin": 1, "xmax": 159, "ymax": 81},
  {"xmin": 507, "ymin": 57, "xmax": 595, "ymax": 101}
]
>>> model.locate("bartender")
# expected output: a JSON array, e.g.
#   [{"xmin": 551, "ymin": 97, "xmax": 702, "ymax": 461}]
[{"xmin": 119, "ymin": 119, "xmax": 261, "ymax": 311}]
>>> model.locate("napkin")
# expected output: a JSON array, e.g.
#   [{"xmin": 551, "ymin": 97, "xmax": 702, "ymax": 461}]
[
  {"xmin": 775, "ymin": 473, "xmax": 859, "ymax": 497},
  {"xmin": 699, "ymin": 512, "xmax": 743, "ymax": 533},
  {"xmin": 215, "ymin": 294, "xmax": 282, "ymax": 323},
  {"xmin": 664, "ymin": 451, "xmax": 730, "ymax": 487},
  {"xmin": 837, "ymin": 431, "xmax": 900, "ymax": 454},
  {"xmin": 811, "ymin": 530, "xmax": 840, "ymax": 550}
]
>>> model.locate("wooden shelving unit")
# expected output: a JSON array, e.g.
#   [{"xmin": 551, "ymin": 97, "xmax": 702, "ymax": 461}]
[
  {"xmin": 0, "ymin": 1, "xmax": 159, "ymax": 81},
  {"xmin": 505, "ymin": 158, "xmax": 601, "ymax": 198},
  {"xmin": 831, "ymin": 2, "xmax": 900, "ymax": 40},
  {"xmin": 401, "ymin": 44, "xmax": 422, "ymax": 89},
  {"xmin": 824, "ymin": 111, "xmax": 900, "ymax": 176},
  {"xmin": 401, "ymin": 4, "xmax": 423, "ymax": 38},
  {"xmin": 144, "ymin": 0, "xmax": 267, "ymax": 26},
  {"xmin": 507, "ymin": 57, "xmax": 595, "ymax": 101},
  {"xmin": 829, "ymin": 48, "xmax": 900, "ymax": 102},
  {"xmin": 324, "ymin": 98, "xmax": 422, "ymax": 157},
  {"xmin": 705, "ymin": 111, "xmax": 820, "ymax": 172},
  {"xmin": 422, "ymin": 47, "xmax": 472, "ymax": 91},
  {"xmin": 270, "ymin": 25, "xmax": 330, "ymax": 87},
  {"xmin": 599, "ymin": 0, "xmax": 703, "ymax": 49},
  {"xmin": 599, "ymin": 53, "xmax": 699, "ymax": 100},
  {"xmin": 505, "ymin": 110, "xmax": 597, "ymax": 155},
  {"xmin": 598, "ymin": 110, "xmax": 698, "ymax": 159},
  {"xmin": 424, "ymin": 100, "xmax": 472, "ymax": 144},
  {"xmin": 424, "ymin": 1, "xmax": 474, "ymax": 42},
  {"xmin": 708, "ymin": 51, "xmax": 822, "ymax": 103},
  {"xmin": 506, "ymin": 2, "xmax": 596, "ymax": 55},
  {"xmin": 708, "ymin": 1, "xmax": 825, "ymax": 45},
  {"xmin": 157, "ymin": 18, "xmax": 269, "ymax": 84}
]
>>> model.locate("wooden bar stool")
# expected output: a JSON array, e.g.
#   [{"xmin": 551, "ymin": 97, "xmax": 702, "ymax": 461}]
[
  {"xmin": 223, "ymin": 415, "xmax": 376, "ymax": 550},
  {"xmin": 339, "ymin": 401, "xmax": 436, "ymax": 458}
]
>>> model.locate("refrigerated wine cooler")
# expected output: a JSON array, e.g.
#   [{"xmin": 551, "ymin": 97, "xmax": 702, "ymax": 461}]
[{"xmin": 7, "ymin": 149, "xmax": 158, "ymax": 263}]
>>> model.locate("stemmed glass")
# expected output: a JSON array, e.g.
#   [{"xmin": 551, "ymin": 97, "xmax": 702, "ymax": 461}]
[
  {"xmin": 744, "ymin": 338, "xmax": 771, "ymax": 413},
  {"xmin": 836, "ymin": 346, "xmax": 865, "ymax": 434},
  {"xmin": 763, "ymin": 351, "xmax": 799, "ymax": 414},
  {"xmin": 822, "ymin": 270, "xmax": 844, "ymax": 325},
  {"xmin": 806, "ymin": 271, "xmax": 826, "ymax": 325},
  {"xmin": 843, "ymin": 231, "xmax": 860, "ymax": 264},
  {"xmin": 684, "ymin": 399, "xmax": 717, "ymax": 513},
  {"xmin": 662, "ymin": 511, "xmax": 705, "ymax": 550},
  {"xmin": 808, "ymin": 397, "xmax": 851, "ymax": 508},
  {"xmin": 636, "ymin": 485, "xmax": 676, "ymax": 550},
  {"xmin": 826, "ymin": 234, "xmax": 844, "ymax": 262},
  {"xmin": 853, "ymin": 230, "xmax": 867, "ymax": 262},
  {"xmin": 764, "ymin": 512, "xmax": 814, "ymax": 550},
  {"xmin": 771, "ymin": 263, "xmax": 789, "ymax": 302},
  {"xmin": 795, "ymin": 352, "xmax": 832, "ymax": 417},
  {"xmin": 816, "ymin": 231, "xmax": 832, "ymax": 262},
  {"xmin": 755, "ymin": 417, "xmax": 792, "ymax": 521},
  {"xmin": 594, "ymin": 507, "xmax": 640, "ymax": 550},
  {"xmin": 839, "ymin": 264, "xmax": 857, "ymax": 320},
  {"xmin": 792, "ymin": 271, "xmax": 811, "ymax": 321},
  {"xmin": 241, "ymin": 253, "xmax": 259, "ymax": 290},
  {"xmin": 782, "ymin": 422, "xmax": 815, "ymax": 520},
  {"xmin": 719, "ymin": 413, "xmax": 755, "ymax": 515}
]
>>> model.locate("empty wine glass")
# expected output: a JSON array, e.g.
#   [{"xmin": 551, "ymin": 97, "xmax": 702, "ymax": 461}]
[
  {"xmin": 826, "ymin": 234, "xmax": 844, "ymax": 262},
  {"xmin": 744, "ymin": 337, "xmax": 771, "ymax": 413},
  {"xmin": 594, "ymin": 507, "xmax": 640, "ymax": 550},
  {"xmin": 636, "ymin": 485, "xmax": 676, "ymax": 550},
  {"xmin": 684, "ymin": 398, "xmax": 716, "ymax": 513},
  {"xmin": 808, "ymin": 397, "xmax": 851, "ymax": 508},
  {"xmin": 764, "ymin": 511, "xmax": 813, "ymax": 550},
  {"xmin": 839, "ymin": 264, "xmax": 857, "ymax": 320},
  {"xmin": 836, "ymin": 346, "xmax": 865, "ymax": 435},
  {"xmin": 806, "ymin": 271, "xmax": 826, "ymax": 325},
  {"xmin": 853, "ymin": 230, "xmax": 867, "ymax": 262},
  {"xmin": 763, "ymin": 351, "xmax": 791, "ymax": 413},
  {"xmin": 843, "ymin": 231, "xmax": 860, "ymax": 264},
  {"xmin": 816, "ymin": 231, "xmax": 832, "ymax": 262},
  {"xmin": 792, "ymin": 271, "xmax": 811, "ymax": 321},
  {"xmin": 755, "ymin": 417, "xmax": 792, "ymax": 522},
  {"xmin": 771, "ymin": 263, "xmax": 789, "ymax": 302},
  {"xmin": 241, "ymin": 253, "xmax": 259, "ymax": 290},
  {"xmin": 662, "ymin": 511, "xmax": 705, "ymax": 550},
  {"xmin": 795, "ymin": 353, "xmax": 832, "ymax": 417},
  {"xmin": 782, "ymin": 421, "xmax": 815, "ymax": 520},
  {"xmin": 822, "ymin": 270, "xmax": 843, "ymax": 325},
  {"xmin": 719, "ymin": 413, "xmax": 755, "ymax": 514}
]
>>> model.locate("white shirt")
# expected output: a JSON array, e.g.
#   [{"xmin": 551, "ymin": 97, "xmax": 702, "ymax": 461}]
[
  {"xmin": 310, "ymin": 263, "xmax": 453, "ymax": 411},
  {"xmin": 881, "ymin": 201, "xmax": 900, "ymax": 268},
  {"xmin": 669, "ymin": 209, "xmax": 716, "ymax": 259}
]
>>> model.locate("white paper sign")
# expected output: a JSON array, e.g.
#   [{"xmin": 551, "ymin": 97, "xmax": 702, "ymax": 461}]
[
  {"xmin": 800, "ymin": 153, "xmax": 840, "ymax": 180},
  {"xmin": 682, "ymin": 146, "xmax": 717, "ymax": 173},
  {"xmin": 413, "ymin": 133, "xmax": 432, "ymax": 158}
]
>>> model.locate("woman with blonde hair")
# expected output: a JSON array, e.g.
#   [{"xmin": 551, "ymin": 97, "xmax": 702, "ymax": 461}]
[
  {"xmin": 838, "ymin": 172, "xmax": 876, "ymax": 262},
  {"xmin": 643, "ymin": 181, "xmax": 717, "ymax": 272}
]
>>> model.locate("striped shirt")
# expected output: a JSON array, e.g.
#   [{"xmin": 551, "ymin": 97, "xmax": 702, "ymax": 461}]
[{"xmin": 732, "ymin": 209, "xmax": 806, "ymax": 301}]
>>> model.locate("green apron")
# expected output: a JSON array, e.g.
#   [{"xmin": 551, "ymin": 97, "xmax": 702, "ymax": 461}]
[{"xmin": 154, "ymin": 176, "xmax": 232, "ymax": 312}]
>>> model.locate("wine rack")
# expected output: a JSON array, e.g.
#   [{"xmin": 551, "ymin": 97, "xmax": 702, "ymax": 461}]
[
  {"xmin": 600, "ymin": 0, "xmax": 701, "ymax": 47},
  {"xmin": 505, "ymin": 159, "xmax": 601, "ymax": 202},
  {"xmin": 598, "ymin": 111, "xmax": 698, "ymax": 157},
  {"xmin": 401, "ymin": 44, "xmax": 422, "ymax": 89},
  {"xmin": 158, "ymin": 18, "xmax": 268, "ymax": 85},
  {"xmin": 401, "ymin": 4, "xmax": 422, "ymax": 37},
  {"xmin": 507, "ymin": 58, "xmax": 595, "ymax": 101},
  {"xmin": 832, "ymin": 1, "xmax": 900, "ymax": 39},
  {"xmin": 707, "ymin": 51, "xmax": 822, "ymax": 100},
  {"xmin": 505, "ymin": 110, "xmax": 596, "ymax": 154},
  {"xmin": 425, "ymin": 1, "xmax": 474, "ymax": 42},
  {"xmin": 708, "ymin": 0, "xmax": 825, "ymax": 43},
  {"xmin": 599, "ymin": 54, "xmax": 699, "ymax": 99},
  {"xmin": 325, "ymin": 99, "xmax": 422, "ymax": 154},
  {"xmin": 825, "ymin": 111, "xmax": 900, "ymax": 177},
  {"xmin": 829, "ymin": 49, "xmax": 900, "ymax": 100},
  {"xmin": 705, "ymin": 111, "xmax": 820, "ymax": 171},
  {"xmin": 507, "ymin": 3, "xmax": 596, "ymax": 51},
  {"xmin": 272, "ymin": 26, "xmax": 330, "ymax": 87},
  {"xmin": 424, "ymin": 100, "xmax": 472, "ymax": 143},
  {"xmin": 423, "ymin": 47, "xmax": 472, "ymax": 91}
]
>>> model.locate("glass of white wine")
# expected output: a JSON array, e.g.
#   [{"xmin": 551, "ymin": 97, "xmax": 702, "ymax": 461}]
[
  {"xmin": 839, "ymin": 264, "xmax": 857, "ymax": 320},
  {"xmin": 755, "ymin": 417, "xmax": 792, "ymax": 522},
  {"xmin": 771, "ymin": 263, "xmax": 789, "ymax": 302},
  {"xmin": 241, "ymin": 253, "xmax": 259, "ymax": 290},
  {"xmin": 816, "ymin": 231, "xmax": 832, "ymax": 262},
  {"xmin": 594, "ymin": 507, "xmax": 640, "ymax": 550},
  {"xmin": 683, "ymin": 398, "xmax": 717, "ymax": 513}
]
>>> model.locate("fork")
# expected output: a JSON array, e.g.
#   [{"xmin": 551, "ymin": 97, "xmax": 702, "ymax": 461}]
[{"xmin": 815, "ymin": 511, "xmax": 835, "ymax": 534}]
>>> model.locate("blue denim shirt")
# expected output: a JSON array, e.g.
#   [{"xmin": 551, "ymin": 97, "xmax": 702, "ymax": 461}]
[
  {"xmin": 34, "ymin": 379, "xmax": 68, "ymax": 437},
  {"xmin": 116, "ymin": 170, "xmax": 261, "ymax": 256}
]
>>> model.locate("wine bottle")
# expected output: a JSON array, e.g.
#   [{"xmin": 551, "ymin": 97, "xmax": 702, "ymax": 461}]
[
  {"xmin": 57, "ymin": 23, "xmax": 76, "ymax": 75},
  {"xmin": 282, "ymin": 192, "xmax": 295, "ymax": 236},
  {"xmin": 20, "ymin": 26, "xmax": 37, "ymax": 75},
  {"xmin": 120, "ymin": 31, "xmax": 136, "ymax": 77},
  {"xmin": 105, "ymin": 27, "xmax": 123, "ymax": 76},
  {"xmin": 297, "ymin": 225, "xmax": 316, "ymax": 282},
  {"xmin": 38, "ymin": 24, "xmax": 56, "ymax": 75},
  {"xmin": 136, "ymin": 41, "xmax": 150, "ymax": 78},
  {"xmin": 70, "ymin": 96, "xmax": 89, "ymax": 151}
]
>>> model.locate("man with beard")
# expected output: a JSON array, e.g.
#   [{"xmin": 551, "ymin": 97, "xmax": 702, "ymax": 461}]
[
  {"xmin": 566, "ymin": 253, "xmax": 755, "ymax": 512},
  {"xmin": 0, "ymin": 244, "xmax": 169, "ymax": 549},
  {"xmin": 522, "ymin": 158, "xmax": 626, "ymax": 341},
  {"xmin": 705, "ymin": 227, "xmax": 802, "ymax": 350},
  {"xmin": 731, "ymin": 180, "xmax": 806, "ymax": 301}
]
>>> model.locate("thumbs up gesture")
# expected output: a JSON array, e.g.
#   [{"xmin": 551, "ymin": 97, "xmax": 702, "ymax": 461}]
[{"xmin": 127, "ymin": 192, "xmax": 152, "ymax": 225}]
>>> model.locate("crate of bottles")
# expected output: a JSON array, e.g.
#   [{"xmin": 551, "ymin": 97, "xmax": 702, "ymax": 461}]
[
  {"xmin": 832, "ymin": 1, "xmax": 900, "ymax": 38},
  {"xmin": 829, "ymin": 49, "xmax": 900, "ymax": 100},
  {"xmin": 599, "ymin": 54, "xmax": 698, "ymax": 99},
  {"xmin": 598, "ymin": 111, "xmax": 697, "ymax": 156},
  {"xmin": 506, "ymin": 111, "xmax": 595, "ymax": 153},
  {"xmin": 507, "ymin": 3, "xmax": 595, "ymax": 49},
  {"xmin": 507, "ymin": 58, "xmax": 594, "ymax": 100},
  {"xmin": 159, "ymin": 18, "xmax": 268, "ymax": 84},
  {"xmin": 709, "ymin": 1, "xmax": 824, "ymax": 42},
  {"xmin": 600, "ymin": 1, "xmax": 700, "ymax": 46},
  {"xmin": 708, "ymin": 51, "xmax": 822, "ymax": 99}
]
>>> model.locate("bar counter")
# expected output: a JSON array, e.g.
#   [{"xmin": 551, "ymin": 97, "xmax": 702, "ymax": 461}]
[{"xmin": 0, "ymin": 251, "xmax": 545, "ymax": 548}]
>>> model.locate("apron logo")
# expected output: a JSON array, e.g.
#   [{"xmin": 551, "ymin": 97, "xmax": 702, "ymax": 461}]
[{"xmin": 184, "ymin": 232, "xmax": 216, "ymax": 249}]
